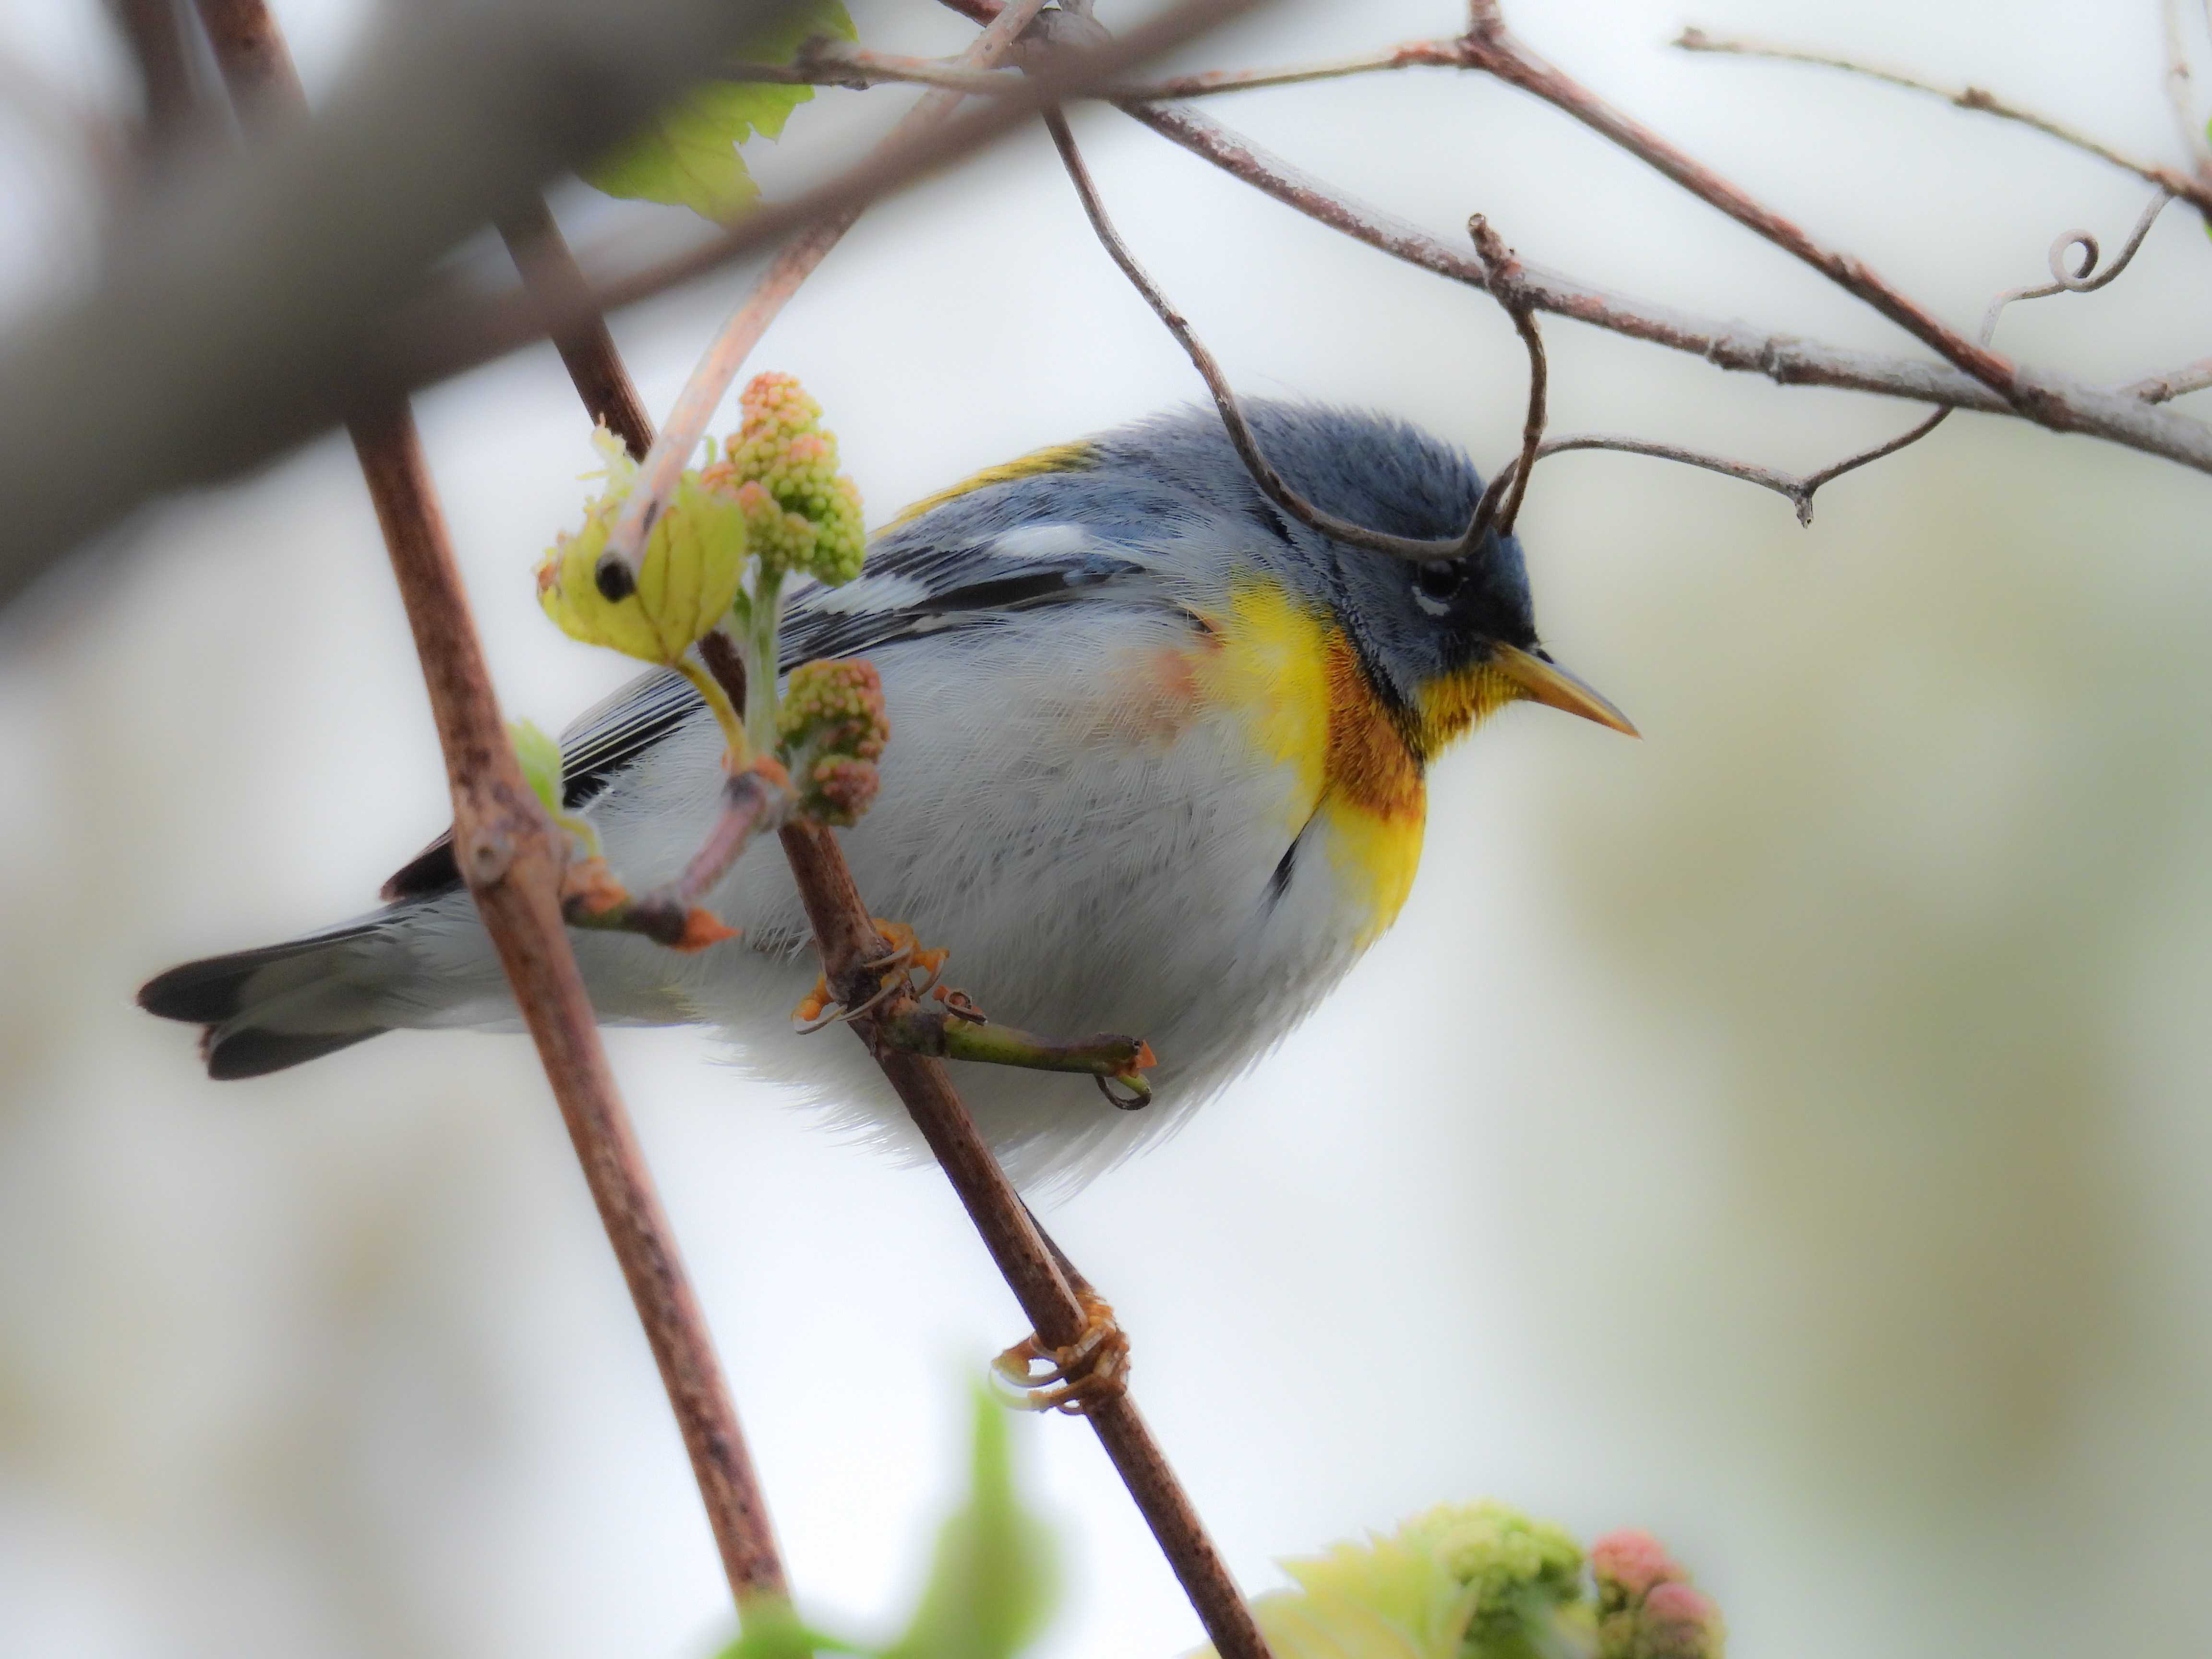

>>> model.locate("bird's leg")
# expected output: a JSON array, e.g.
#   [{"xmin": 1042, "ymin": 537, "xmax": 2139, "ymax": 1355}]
[
  {"xmin": 992, "ymin": 1207, "xmax": 1131, "ymax": 1415},
  {"xmin": 790, "ymin": 927, "xmax": 1158, "ymax": 1106}
]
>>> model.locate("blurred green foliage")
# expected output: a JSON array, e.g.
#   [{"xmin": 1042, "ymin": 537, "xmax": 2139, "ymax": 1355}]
[
  {"xmin": 715, "ymin": 1385, "xmax": 1058, "ymax": 1659},
  {"xmin": 582, "ymin": 1, "xmax": 855, "ymax": 223}
]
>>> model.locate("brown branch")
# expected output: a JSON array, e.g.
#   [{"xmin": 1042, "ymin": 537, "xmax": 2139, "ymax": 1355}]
[
  {"xmin": 1458, "ymin": 1, "xmax": 2016, "ymax": 397},
  {"xmin": 500, "ymin": 10, "xmax": 1276, "ymax": 1649},
  {"xmin": 192, "ymin": 0, "xmax": 791, "ymax": 1618},
  {"xmin": 113, "ymin": 0, "xmax": 199, "ymax": 158},
  {"xmin": 778, "ymin": 821, "xmax": 1273, "ymax": 1659},
  {"xmin": 1116, "ymin": 99, "xmax": 2212, "ymax": 475},
  {"xmin": 497, "ymin": 196, "xmax": 655, "ymax": 461},
  {"xmin": 1676, "ymin": 25, "xmax": 2212, "ymax": 219}
]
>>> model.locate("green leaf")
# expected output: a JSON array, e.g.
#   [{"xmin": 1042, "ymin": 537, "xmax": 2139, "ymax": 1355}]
[
  {"xmin": 582, "ymin": 2, "xmax": 855, "ymax": 224},
  {"xmin": 882, "ymin": 1388, "xmax": 1059, "ymax": 1659},
  {"xmin": 710, "ymin": 1597, "xmax": 859, "ymax": 1659}
]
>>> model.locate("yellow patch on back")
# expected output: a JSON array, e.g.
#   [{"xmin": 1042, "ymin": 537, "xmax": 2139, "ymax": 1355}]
[{"xmin": 887, "ymin": 441, "xmax": 1097, "ymax": 528}]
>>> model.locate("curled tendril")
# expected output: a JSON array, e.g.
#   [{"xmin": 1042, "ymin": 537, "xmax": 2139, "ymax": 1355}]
[{"xmin": 1980, "ymin": 188, "xmax": 2172, "ymax": 345}]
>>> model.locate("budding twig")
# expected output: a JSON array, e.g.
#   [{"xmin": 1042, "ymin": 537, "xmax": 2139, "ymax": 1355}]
[
  {"xmin": 2121, "ymin": 355, "xmax": 2212, "ymax": 404},
  {"xmin": 590, "ymin": 0, "xmax": 1051, "ymax": 600},
  {"xmin": 1676, "ymin": 26, "xmax": 2212, "ymax": 220}
]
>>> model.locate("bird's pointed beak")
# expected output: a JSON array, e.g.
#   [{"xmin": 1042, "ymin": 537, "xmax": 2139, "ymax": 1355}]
[{"xmin": 1491, "ymin": 643, "xmax": 1639, "ymax": 737}]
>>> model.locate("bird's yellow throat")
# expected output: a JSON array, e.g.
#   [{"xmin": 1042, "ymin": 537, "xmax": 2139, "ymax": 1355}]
[{"xmin": 1202, "ymin": 579, "xmax": 1520, "ymax": 942}]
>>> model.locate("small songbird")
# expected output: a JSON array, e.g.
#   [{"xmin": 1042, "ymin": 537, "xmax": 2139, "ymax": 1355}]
[{"xmin": 140, "ymin": 402, "xmax": 1634, "ymax": 1192}]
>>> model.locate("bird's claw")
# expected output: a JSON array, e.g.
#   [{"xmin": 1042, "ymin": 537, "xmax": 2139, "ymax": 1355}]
[
  {"xmin": 791, "ymin": 918, "xmax": 953, "ymax": 1033},
  {"xmin": 992, "ymin": 1289, "xmax": 1130, "ymax": 1416}
]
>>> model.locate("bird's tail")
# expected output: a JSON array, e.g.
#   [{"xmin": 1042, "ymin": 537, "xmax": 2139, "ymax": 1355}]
[{"xmin": 138, "ymin": 920, "xmax": 402, "ymax": 1079}]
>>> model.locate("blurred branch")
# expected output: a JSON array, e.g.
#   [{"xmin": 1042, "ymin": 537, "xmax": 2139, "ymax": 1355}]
[
  {"xmin": 397, "ymin": 0, "xmax": 1270, "ymax": 427},
  {"xmin": 1676, "ymin": 25, "xmax": 2212, "ymax": 218},
  {"xmin": 2123, "ymin": 355, "xmax": 2212, "ymax": 403},
  {"xmin": 2162, "ymin": 0, "xmax": 2212, "ymax": 180},
  {"xmin": 596, "ymin": 0, "xmax": 1048, "ymax": 594},
  {"xmin": 112, "ymin": 0, "xmax": 198, "ymax": 158},
  {"xmin": 194, "ymin": 0, "xmax": 793, "ymax": 1620},
  {"xmin": 0, "ymin": 0, "xmax": 1264, "ymax": 611}
]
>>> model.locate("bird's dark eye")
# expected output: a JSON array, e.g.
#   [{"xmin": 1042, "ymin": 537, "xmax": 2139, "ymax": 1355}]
[{"xmin": 1415, "ymin": 561, "xmax": 1464, "ymax": 602}]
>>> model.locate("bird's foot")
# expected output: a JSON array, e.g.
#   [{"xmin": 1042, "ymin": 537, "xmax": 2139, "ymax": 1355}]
[
  {"xmin": 791, "ymin": 919, "xmax": 953, "ymax": 1032},
  {"xmin": 992, "ymin": 1288, "xmax": 1130, "ymax": 1415},
  {"xmin": 791, "ymin": 925, "xmax": 1156, "ymax": 1106}
]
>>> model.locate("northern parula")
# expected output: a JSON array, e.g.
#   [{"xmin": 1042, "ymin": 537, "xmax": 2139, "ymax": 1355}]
[{"xmin": 141, "ymin": 401, "xmax": 1633, "ymax": 1191}]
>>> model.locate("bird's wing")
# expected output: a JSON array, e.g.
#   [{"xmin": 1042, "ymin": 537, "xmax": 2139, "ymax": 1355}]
[{"xmin": 377, "ymin": 529, "xmax": 1156, "ymax": 901}]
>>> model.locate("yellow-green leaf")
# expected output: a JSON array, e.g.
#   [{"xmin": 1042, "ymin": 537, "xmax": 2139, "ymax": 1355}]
[{"xmin": 582, "ymin": 2, "xmax": 855, "ymax": 225}]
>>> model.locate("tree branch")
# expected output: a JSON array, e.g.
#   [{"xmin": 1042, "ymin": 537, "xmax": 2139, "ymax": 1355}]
[
  {"xmin": 1117, "ymin": 100, "xmax": 2212, "ymax": 475},
  {"xmin": 1458, "ymin": 1, "xmax": 2015, "ymax": 395},
  {"xmin": 1675, "ymin": 25, "xmax": 2212, "ymax": 219},
  {"xmin": 496, "ymin": 196, "xmax": 656, "ymax": 461},
  {"xmin": 193, "ymin": 0, "xmax": 792, "ymax": 1618}
]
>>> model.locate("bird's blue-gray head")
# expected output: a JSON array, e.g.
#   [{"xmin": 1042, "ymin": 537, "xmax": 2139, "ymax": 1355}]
[{"xmin": 1087, "ymin": 401, "xmax": 1633, "ymax": 757}]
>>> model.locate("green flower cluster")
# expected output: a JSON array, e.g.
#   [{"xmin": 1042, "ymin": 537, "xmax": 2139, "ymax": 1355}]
[
  {"xmin": 778, "ymin": 657, "xmax": 890, "ymax": 827},
  {"xmin": 707, "ymin": 371, "xmax": 866, "ymax": 587},
  {"xmin": 1196, "ymin": 1502, "xmax": 1723, "ymax": 1659},
  {"xmin": 1402, "ymin": 1502, "xmax": 1586, "ymax": 1659}
]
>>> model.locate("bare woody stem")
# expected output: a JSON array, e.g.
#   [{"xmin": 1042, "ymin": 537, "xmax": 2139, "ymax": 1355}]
[
  {"xmin": 497, "ymin": 197, "xmax": 656, "ymax": 461},
  {"xmin": 191, "ymin": 0, "xmax": 790, "ymax": 1616},
  {"xmin": 1676, "ymin": 27, "xmax": 2212, "ymax": 218},
  {"xmin": 1458, "ymin": 1, "xmax": 2015, "ymax": 397},
  {"xmin": 779, "ymin": 821, "xmax": 1273, "ymax": 1659}
]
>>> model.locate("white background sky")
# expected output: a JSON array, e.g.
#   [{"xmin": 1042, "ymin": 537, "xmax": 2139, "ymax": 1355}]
[{"xmin": 6, "ymin": 2, "xmax": 2212, "ymax": 1658}]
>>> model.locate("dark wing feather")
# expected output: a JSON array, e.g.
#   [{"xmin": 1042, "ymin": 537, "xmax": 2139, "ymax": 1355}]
[{"xmin": 376, "ymin": 535, "xmax": 1149, "ymax": 901}]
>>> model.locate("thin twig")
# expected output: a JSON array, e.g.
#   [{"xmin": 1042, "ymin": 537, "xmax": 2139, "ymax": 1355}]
[
  {"xmin": 734, "ymin": 36, "xmax": 1467, "ymax": 102},
  {"xmin": 1677, "ymin": 25, "xmax": 2212, "ymax": 219},
  {"xmin": 191, "ymin": 0, "xmax": 791, "ymax": 1617},
  {"xmin": 1114, "ymin": 99, "xmax": 2212, "ymax": 475},
  {"xmin": 1504, "ymin": 422, "xmax": 1948, "ymax": 526},
  {"xmin": 1979, "ymin": 190, "xmax": 2172, "ymax": 346},
  {"xmin": 2122, "ymin": 354, "xmax": 2212, "ymax": 403},
  {"xmin": 1460, "ymin": 2, "xmax": 2015, "ymax": 397},
  {"xmin": 1467, "ymin": 215, "xmax": 1546, "ymax": 538},
  {"xmin": 1044, "ymin": 104, "xmax": 1504, "ymax": 563},
  {"xmin": 2164, "ymin": 0, "xmax": 2212, "ymax": 179}
]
